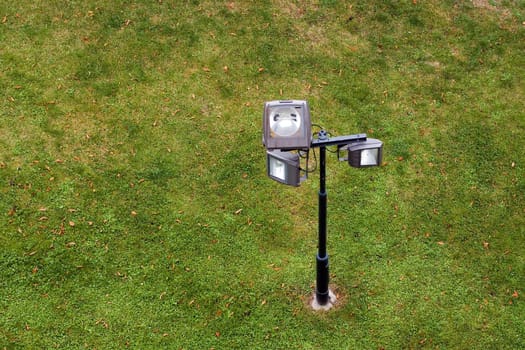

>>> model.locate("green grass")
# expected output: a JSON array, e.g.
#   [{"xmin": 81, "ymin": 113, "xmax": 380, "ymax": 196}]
[{"xmin": 1, "ymin": 0, "xmax": 524, "ymax": 348}]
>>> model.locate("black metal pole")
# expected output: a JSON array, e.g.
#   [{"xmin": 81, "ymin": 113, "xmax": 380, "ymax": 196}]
[
  {"xmin": 310, "ymin": 130, "xmax": 367, "ymax": 307},
  {"xmin": 315, "ymin": 142, "xmax": 330, "ymax": 305}
]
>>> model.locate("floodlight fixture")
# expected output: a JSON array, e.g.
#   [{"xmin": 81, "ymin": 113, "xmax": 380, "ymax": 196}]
[
  {"xmin": 346, "ymin": 138, "xmax": 383, "ymax": 168},
  {"xmin": 338, "ymin": 138, "xmax": 383, "ymax": 168},
  {"xmin": 263, "ymin": 100, "xmax": 311, "ymax": 151},
  {"xmin": 266, "ymin": 150, "xmax": 301, "ymax": 186}
]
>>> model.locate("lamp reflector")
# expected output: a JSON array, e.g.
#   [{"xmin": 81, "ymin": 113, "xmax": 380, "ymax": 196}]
[
  {"xmin": 269, "ymin": 156, "xmax": 286, "ymax": 181},
  {"xmin": 269, "ymin": 106, "xmax": 302, "ymax": 137},
  {"xmin": 360, "ymin": 148, "xmax": 380, "ymax": 166}
]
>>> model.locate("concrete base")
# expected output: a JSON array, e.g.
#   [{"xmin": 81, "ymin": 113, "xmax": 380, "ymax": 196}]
[{"xmin": 310, "ymin": 289, "xmax": 337, "ymax": 311}]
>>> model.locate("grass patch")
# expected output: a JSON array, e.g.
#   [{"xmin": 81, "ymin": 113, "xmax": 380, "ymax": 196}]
[{"xmin": 1, "ymin": 0, "xmax": 524, "ymax": 348}]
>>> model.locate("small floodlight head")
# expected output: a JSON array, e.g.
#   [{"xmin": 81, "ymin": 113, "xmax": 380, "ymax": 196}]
[
  {"xmin": 266, "ymin": 150, "xmax": 301, "ymax": 186},
  {"xmin": 342, "ymin": 138, "xmax": 383, "ymax": 168},
  {"xmin": 262, "ymin": 100, "xmax": 312, "ymax": 151}
]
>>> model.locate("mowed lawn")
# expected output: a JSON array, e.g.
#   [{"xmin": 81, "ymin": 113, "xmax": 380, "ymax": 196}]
[{"xmin": 1, "ymin": 1, "xmax": 524, "ymax": 349}]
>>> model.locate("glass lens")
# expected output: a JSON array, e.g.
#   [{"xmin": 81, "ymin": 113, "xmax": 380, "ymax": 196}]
[
  {"xmin": 269, "ymin": 107, "xmax": 301, "ymax": 137},
  {"xmin": 360, "ymin": 149, "xmax": 379, "ymax": 166},
  {"xmin": 269, "ymin": 157, "xmax": 286, "ymax": 181}
]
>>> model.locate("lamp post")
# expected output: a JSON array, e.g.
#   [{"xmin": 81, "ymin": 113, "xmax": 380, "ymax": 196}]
[
  {"xmin": 315, "ymin": 132, "xmax": 330, "ymax": 307},
  {"xmin": 262, "ymin": 100, "xmax": 383, "ymax": 310}
]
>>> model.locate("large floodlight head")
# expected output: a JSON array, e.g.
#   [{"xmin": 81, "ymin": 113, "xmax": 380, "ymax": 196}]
[
  {"xmin": 262, "ymin": 100, "xmax": 312, "ymax": 151},
  {"xmin": 266, "ymin": 150, "xmax": 301, "ymax": 186},
  {"xmin": 345, "ymin": 138, "xmax": 383, "ymax": 168}
]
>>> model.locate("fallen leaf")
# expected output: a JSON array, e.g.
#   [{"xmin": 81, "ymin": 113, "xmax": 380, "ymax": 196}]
[
  {"xmin": 131, "ymin": 211, "xmax": 138, "ymax": 217},
  {"xmin": 437, "ymin": 241, "xmax": 445, "ymax": 246},
  {"xmin": 234, "ymin": 209, "xmax": 242, "ymax": 215},
  {"xmin": 95, "ymin": 319, "xmax": 109, "ymax": 329},
  {"xmin": 483, "ymin": 241, "xmax": 489, "ymax": 249},
  {"xmin": 512, "ymin": 290, "xmax": 519, "ymax": 298},
  {"xmin": 69, "ymin": 221, "xmax": 75, "ymax": 227}
]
